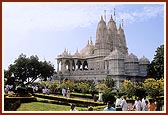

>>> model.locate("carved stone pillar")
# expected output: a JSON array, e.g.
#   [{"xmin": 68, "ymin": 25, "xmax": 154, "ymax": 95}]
[
  {"xmin": 57, "ymin": 60, "xmax": 60, "ymax": 72},
  {"xmin": 61, "ymin": 59, "xmax": 66, "ymax": 73},
  {"xmin": 81, "ymin": 60, "xmax": 84, "ymax": 70},
  {"xmin": 69, "ymin": 60, "xmax": 72, "ymax": 71},
  {"xmin": 74, "ymin": 59, "xmax": 78, "ymax": 71},
  {"xmin": 105, "ymin": 60, "xmax": 107, "ymax": 70}
]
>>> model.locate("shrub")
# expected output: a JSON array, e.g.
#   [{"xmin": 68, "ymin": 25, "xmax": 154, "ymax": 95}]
[
  {"xmin": 102, "ymin": 92, "xmax": 115, "ymax": 105},
  {"xmin": 16, "ymin": 87, "xmax": 32, "ymax": 97},
  {"xmin": 34, "ymin": 93, "xmax": 104, "ymax": 107},
  {"xmin": 4, "ymin": 100, "xmax": 21, "ymax": 111}
]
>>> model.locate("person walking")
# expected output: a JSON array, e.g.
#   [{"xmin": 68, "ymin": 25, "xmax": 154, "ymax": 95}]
[
  {"xmin": 98, "ymin": 91, "xmax": 103, "ymax": 102},
  {"xmin": 120, "ymin": 96, "xmax": 128, "ymax": 111},
  {"xmin": 115, "ymin": 95, "xmax": 122, "ymax": 111},
  {"xmin": 132, "ymin": 97, "xmax": 142, "ymax": 111},
  {"xmin": 70, "ymin": 103, "xmax": 77, "ymax": 111},
  {"xmin": 142, "ymin": 96, "xmax": 149, "ymax": 110},
  {"xmin": 62, "ymin": 88, "xmax": 66, "ymax": 97},
  {"xmin": 66, "ymin": 88, "xmax": 70, "ymax": 98},
  {"xmin": 148, "ymin": 99, "xmax": 156, "ymax": 111},
  {"xmin": 142, "ymin": 100, "xmax": 149, "ymax": 111}
]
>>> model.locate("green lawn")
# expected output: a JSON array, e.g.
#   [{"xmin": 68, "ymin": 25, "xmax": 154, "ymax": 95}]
[{"xmin": 17, "ymin": 102, "xmax": 88, "ymax": 111}]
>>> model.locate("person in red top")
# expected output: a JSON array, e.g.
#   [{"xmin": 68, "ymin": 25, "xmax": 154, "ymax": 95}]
[{"xmin": 148, "ymin": 99, "xmax": 156, "ymax": 111}]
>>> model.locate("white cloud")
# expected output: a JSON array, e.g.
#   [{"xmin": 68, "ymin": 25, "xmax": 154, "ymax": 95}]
[
  {"xmin": 117, "ymin": 5, "xmax": 164, "ymax": 25},
  {"xmin": 3, "ymin": 3, "xmax": 164, "ymax": 34}
]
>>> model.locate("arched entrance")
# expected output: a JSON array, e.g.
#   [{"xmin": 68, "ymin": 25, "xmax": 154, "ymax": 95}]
[
  {"xmin": 65, "ymin": 60, "xmax": 70, "ymax": 71},
  {"xmin": 76, "ymin": 60, "xmax": 82, "ymax": 70},
  {"xmin": 72, "ymin": 60, "xmax": 75, "ymax": 71},
  {"xmin": 83, "ymin": 60, "xmax": 88, "ymax": 70}
]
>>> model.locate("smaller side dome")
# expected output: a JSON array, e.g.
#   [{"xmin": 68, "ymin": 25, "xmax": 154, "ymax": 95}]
[
  {"xmin": 139, "ymin": 56, "xmax": 150, "ymax": 64},
  {"xmin": 80, "ymin": 42, "xmax": 94, "ymax": 56},
  {"xmin": 73, "ymin": 49, "xmax": 81, "ymax": 58},
  {"xmin": 62, "ymin": 48, "xmax": 69, "ymax": 56},
  {"xmin": 125, "ymin": 53, "xmax": 138, "ymax": 62}
]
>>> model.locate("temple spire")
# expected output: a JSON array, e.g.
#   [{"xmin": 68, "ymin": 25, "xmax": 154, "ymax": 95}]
[
  {"xmin": 104, "ymin": 10, "xmax": 106, "ymax": 23},
  {"xmin": 119, "ymin": 23, "xmax": 122, "ymax": 29},
  {"xmin": 87, "ymin": 39, "xmax": 90, "ymax": 45},
  {"xmin": 122, "ymin": 19, "xmax": 124, "ymax": 29},
  {"xmin": 114, "ymin": 8, "xmax": 116, "ymax": 22},
  {"xmin": 64, "ymin": 48, "xmax": 67, "ymax": 52},
  {"xmin": 90, "ymin": 36, "xmax": 93, "ymax": 45},
  {"xmin": 110, "ymin": 15, "xmax": 113, "ymax": 20},
  {"xmin": 101, "ymin": 15, "xmax": 104, "ymax": 21}
]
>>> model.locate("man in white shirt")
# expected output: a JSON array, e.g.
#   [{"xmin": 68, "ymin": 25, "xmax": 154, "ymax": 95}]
[
  {"xmin": 120, "ymin": 96, "xmax": 128, "ymax": 111},
  {"xmin": 115, "ymin": 95, "xmax": 122, "ymax": 111},
  {"xmin": 141, "ymin": 96, "xmax": 149, "ymax": 110},
  {"xmin": 133, "ymin": 97, "xmax": 142, "ymax": 111},
  {"xmin": 98, "ymin": 91, "xmax": 103, "ymax": 102},
  {"xmin": 62, "ymin": 88, "xmax": 66, "ymax": 97}
]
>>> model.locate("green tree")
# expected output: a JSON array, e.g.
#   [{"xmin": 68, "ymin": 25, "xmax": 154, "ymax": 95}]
[
  {"xmin": 142, "ymin": 78, "xmax": 164, "ymax": 98},
  {"xmin": 77, "ymin": 82, "xmax": 90, "ymax": 94},
  {"xmin": 39, "ymin": 60, "xmax": 55, "ymax": 81},
  {"xmin": 5, "ymin": 54, "xmax": 55, "ymax": 86},
  {"xmin": 101, "ymin": 76, "xmax": 115, "ymax": 89},
  {"xmin": 60, "ymin": 80, "xmax": 75, "ymax": 90},
  {"xmin": 95, "ymin": 83, "xmax": 111, "ymax": 94},
  {"xmin": 134, "ymin": 82, "xmax": 146, "ymax": 99},
  {"xmin": 4, "ymin": 69, "xmax": 12, "ymax": 79},
  {"xmin": 39, "ymin": 81, "xmax": 60, "ymax": 94},
  {"xmin": 47, "ymin": 81, "xmax": 60, "ymax": 94},
  {"xmin": 119, "ymin": 80, "xmax": 135, "ymax": 98},
  {"xmin": 148, "ymin": 44, "xmax": 164, "ymax": 79},
  {"xmin": 39, "ymin": 81, "xmax": 48, "ymax": 88}
]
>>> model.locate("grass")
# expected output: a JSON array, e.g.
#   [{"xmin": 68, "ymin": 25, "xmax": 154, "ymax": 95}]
[
  {"xmin": 17, "ymin": 102, "xmax": 89, "ymax": 111},
  {"xmin": 17, "ymin": 102, "xmax": 106, "ymax": 111}
]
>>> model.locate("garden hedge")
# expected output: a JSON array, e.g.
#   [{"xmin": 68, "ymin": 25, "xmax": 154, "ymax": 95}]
[{"xmin": 34, "ymin": 93, "xmax": 105, "ymax": 107}]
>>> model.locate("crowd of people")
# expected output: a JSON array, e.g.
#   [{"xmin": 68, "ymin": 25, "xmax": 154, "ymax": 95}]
[
  {"xmin": 113, "ymin": 96, "xmax": 157, "ymax": 111},
  {"xmin": 69, "ymin": 95, "xmax": 158, "ymax": 111}
]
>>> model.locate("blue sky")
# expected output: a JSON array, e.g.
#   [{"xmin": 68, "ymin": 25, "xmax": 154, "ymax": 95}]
[{"xmin": 3, "ymin": 2, "xmax": 165, "ymax": 70}]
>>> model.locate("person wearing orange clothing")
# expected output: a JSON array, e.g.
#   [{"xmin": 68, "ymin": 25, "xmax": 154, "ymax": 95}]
[{"xmin": 148, "ymin": 99, "xmax": 156, "ymax": 111}]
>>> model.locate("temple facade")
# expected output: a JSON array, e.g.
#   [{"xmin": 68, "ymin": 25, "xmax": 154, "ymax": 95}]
[{"xmin": 56, "ymin": 15, "xmax": 150, "ymax": 88}]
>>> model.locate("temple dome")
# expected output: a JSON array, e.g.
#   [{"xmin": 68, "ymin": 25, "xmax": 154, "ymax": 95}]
[
  {"xmin": 80, "ymin": 46, "xmax": 90, "ymax": 56},
  {"xmin": 125, "ymin": 53, "xmax": 138, "ymax": 62},
  {"xmin": 80, "ymin": 40, "xmax": 94, "ymax": 56},
  {"xmin": 58, "ymin": 48, "xmax": 72, "ymax": 58},
  {"xmin": 139, "ymin": 56, "xmax": 150, "ymax": 64},
  {"xmin": 73, "ymin": 49, "xmax": 81, "ymax": 58}
]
